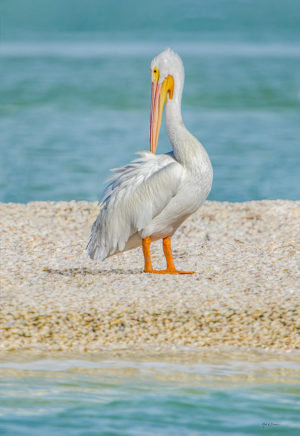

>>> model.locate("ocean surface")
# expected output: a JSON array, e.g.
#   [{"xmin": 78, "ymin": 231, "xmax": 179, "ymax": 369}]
[
  {"xmin": 0, "ymin": 353, "xmax": 300, "ymax": 435},
  {"xmin": 0, "ymin": 0, "xmax": 300, "ymax": 203}
]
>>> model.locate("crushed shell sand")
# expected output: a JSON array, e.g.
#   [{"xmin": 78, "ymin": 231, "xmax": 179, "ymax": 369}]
[{"xmin": 0, "ymin": 200, "xmax": 299, "ymax": 353}]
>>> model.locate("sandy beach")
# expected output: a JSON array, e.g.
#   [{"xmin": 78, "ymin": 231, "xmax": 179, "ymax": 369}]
[{"xmin": 0, "ymin": 200, "xmax": 299, "ymax": 353}]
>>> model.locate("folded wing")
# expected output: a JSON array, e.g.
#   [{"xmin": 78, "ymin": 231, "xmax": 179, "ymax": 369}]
[{"xmin": 87, "ymin": 151, "xmax": 184, "ymax": 260}]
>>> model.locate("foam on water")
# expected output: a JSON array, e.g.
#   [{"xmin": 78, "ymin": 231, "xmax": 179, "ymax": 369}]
[
  {"xmin": 1, "ymin": 41, "xmax": 300, "ymax": 58},
  {"xmin": 0, "ymin": 356, "xmax": 300, "ymax": 378}
]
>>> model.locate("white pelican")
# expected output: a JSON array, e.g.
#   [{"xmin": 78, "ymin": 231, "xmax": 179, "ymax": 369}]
[{"xmin": 87, "ymin": 48, "xmax": 213, "ymax": 274}]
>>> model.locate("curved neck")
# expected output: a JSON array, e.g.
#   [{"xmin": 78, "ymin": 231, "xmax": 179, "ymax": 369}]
[
  {"xmin": 165, "ymin": 96, "xmax": 183, "ymax": 129},
  {"xmin": 164, "ymin": 75, "xmax": 184, "ymax": 150},
  {"xmin": 165, "ymin": 97, "xmax": 194, "ymax": 168},
  {"xmin": 164, "ymin": 80, "xmax": 208, "ymax": 169}
]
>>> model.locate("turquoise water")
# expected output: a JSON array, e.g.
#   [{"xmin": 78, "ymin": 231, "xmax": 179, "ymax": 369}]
[
  {"xmin": 1, "ymin": 1, "xmax": 300, "ymax": 202},
  {"xmin": 0, "ymin": 355, "xmax": 300, "ymax": 435}
]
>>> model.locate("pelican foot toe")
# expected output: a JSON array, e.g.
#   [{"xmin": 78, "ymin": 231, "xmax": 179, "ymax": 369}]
[{"xmin": 144, "ymin": 269, "xmax": 194, "ymax": 275}]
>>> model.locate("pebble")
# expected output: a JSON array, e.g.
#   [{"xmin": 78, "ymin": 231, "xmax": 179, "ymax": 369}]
[{"xmin": 0, "ymin": 200, "xmax": 299, "ymax": 352}]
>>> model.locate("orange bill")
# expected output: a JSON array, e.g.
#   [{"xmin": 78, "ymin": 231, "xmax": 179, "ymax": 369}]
[{"xmin": 150, "ymin": 75, "xmax": 174, "ymax": 153}]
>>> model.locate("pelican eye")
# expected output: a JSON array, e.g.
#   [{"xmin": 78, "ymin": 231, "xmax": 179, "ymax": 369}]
[{"xmin": 152, "ymin": 67, "xmax": 159, "ymax": 82}]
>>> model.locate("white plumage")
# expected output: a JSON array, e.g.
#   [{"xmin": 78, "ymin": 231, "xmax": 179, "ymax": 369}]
[{"xmin": 87, "ymin": 48, "xmax": 213, "ymax": 272}]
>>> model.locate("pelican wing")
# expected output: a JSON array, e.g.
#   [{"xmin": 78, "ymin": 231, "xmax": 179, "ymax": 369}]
[{"xmin": 87, "ymin": 151, "xmax": 184, "ymax": 260}]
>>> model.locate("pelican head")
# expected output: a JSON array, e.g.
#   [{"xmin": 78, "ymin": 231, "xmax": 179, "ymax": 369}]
[{"xmin": 150, "ymin": 48, "xmax": 185, "ymax": 153}]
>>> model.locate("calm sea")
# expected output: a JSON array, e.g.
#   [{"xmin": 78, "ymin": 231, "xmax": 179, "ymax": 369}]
[
  {"xmin": 0, "ymin": 0, "xmax": 300, "ymax": 203},
  {"xmin": 1, "ymin": 1, "xmax": 300, "ymax": 434},
  {"xmin": 0, "ymin": 353, "xmax": 300, "ymax": 435}
]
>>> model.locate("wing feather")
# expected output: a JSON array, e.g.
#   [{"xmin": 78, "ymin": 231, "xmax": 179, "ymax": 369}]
[{"xmin": 87, "ymin": 151, "xmax": 184, "ymax": 260}]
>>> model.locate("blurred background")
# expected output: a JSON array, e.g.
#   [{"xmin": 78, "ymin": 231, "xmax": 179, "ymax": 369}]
[{"xmin": 0, "ymin": 0, "xmax": 299, "ymax": 202}]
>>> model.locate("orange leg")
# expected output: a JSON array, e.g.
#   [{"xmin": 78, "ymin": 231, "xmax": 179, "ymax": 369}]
[
  {"xmin": 142, "ymin": 236, "xmax": 194, "ymax": 274},
  {"xmin": 142, "ymin": 237, "xmax": 154, "ymax": 273}
]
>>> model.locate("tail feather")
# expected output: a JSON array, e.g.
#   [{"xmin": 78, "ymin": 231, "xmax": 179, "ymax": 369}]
[{"xmin": 86, "ymin": 210, "xmax": 108, "ymax": 260}]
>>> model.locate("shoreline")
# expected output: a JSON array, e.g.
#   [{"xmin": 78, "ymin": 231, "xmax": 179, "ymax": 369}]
[{"xmin": 0, "ymin": 200, "xmax": 299, "ymax": 353}]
